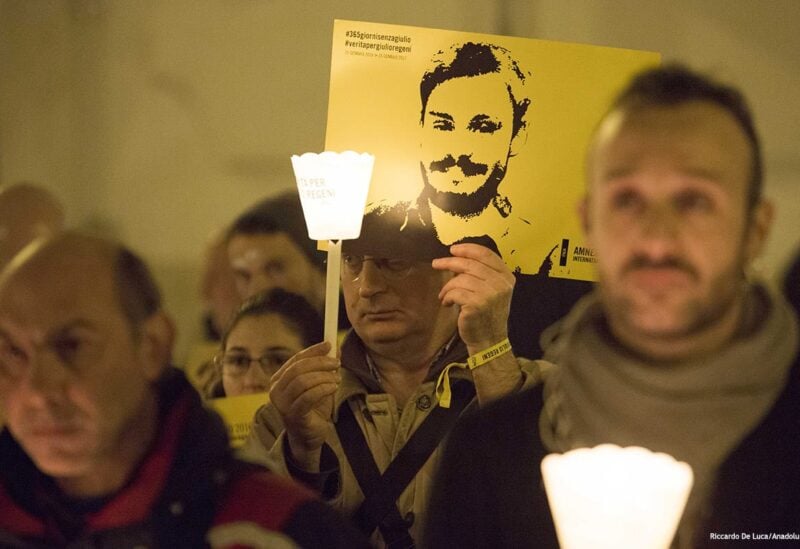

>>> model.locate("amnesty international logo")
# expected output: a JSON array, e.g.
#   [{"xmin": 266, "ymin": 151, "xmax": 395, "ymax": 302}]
[{"xmin": 572, "ymin": 246, "xmax": 596, "ymax": 264}]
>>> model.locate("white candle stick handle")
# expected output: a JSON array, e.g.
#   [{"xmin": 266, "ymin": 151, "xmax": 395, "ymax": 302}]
[{"xmin": 324, "ymin": 239, "xmax": 342, "ymax": 358}]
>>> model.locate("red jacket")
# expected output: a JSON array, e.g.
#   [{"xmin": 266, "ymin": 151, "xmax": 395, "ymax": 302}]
[{"xmin": 0, "ymin": 368, "xmax": 368, "ymax": 548}]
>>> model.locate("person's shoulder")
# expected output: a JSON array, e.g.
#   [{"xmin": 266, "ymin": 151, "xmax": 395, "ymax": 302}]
[
  {"xmin": 454, "ymin": 383, "xmax": 545, "ymax": 445},
  {"xmin": 433, "ymin": 383, "xmax": 549, "ymax": 509},
  {"xmin": 480, "ymin": 382, "xmax": 544, "ymax": 420},
  {"xmin": 210, "ymin": 464, "xmax": 369, "ymax": 548},
  {"xmin": 214, "ymin": 466, "xmax": 315, "ymax": 525}
]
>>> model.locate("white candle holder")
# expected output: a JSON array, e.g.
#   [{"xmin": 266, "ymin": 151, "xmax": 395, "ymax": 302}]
[
  {"xmin": 541, "ymin": 444, "xmax": 694, "ymax": 549},
  {"xmin": 291, "ymin": 151, "xmax": 374, "ymax": 356}
]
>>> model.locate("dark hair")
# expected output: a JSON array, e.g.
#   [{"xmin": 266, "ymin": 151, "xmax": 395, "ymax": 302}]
[
  {"xmin": 226, "ymin": 191, "xmax": 325, "ymax": 273},
  {"xmin": 610, "ymin": 64, "xmax": 763, "ymax": 212},
  {"xmin": 113, "ymin": 246, "xmax": 162, "ymax": 337},
  {"xmin": 221, "ymin": 288, "xmax": 323, "ymax": 349},
  {"xmin": 420, "ymin": 42, "xmax": 531, "ymax": 139}
]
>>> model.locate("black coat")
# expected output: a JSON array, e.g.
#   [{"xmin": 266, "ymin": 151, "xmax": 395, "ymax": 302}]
[
  {"xmin": 0, "ymin": 368, "xmax": 368, "ymax": 549},
  {"xmin": 423, "ymin": 358, "xmax": 800, "ymax": 548}
]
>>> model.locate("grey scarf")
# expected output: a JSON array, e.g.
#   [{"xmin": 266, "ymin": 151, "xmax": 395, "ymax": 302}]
[{"xmin": 540, "ymin": 283, "xmax": 798, "ymax": 545}]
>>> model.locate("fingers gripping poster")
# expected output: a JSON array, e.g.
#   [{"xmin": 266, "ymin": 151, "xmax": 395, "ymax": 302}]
[{"xmin": 325, "ymin": 20, "xmax": 660, "ymax": 280}]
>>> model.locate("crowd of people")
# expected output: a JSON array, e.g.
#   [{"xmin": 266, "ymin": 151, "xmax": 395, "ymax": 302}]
[{"xmin": 0, "ymin": 64, "xmax": 798, "ymax": 548}]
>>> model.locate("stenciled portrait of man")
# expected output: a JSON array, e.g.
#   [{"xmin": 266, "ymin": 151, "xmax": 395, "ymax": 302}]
[
  {"xmin": 417, "ymin": 41, "xmax": 530, "ymax": 236},
  {"xmin": 367, "ymin": 41, "xmax": 549, "ymax": 274}
]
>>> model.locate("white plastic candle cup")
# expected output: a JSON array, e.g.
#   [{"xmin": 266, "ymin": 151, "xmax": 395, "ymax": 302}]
[
  {"xmin": 291, "ymin": 151, "xmax": 374, "ymax": 241},
  {"xmin": 541, "ymin": 444, "xmax": 694, "ymax": 549}
]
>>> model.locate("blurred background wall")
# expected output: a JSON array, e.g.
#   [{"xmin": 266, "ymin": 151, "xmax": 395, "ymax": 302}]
[{"xmin": 2, "ymin": 0, "xmax": 798, "ymax": 363}]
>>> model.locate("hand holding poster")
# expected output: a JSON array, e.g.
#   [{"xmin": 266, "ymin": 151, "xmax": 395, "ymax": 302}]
[{"xmin": 325, "ymin": 20, "xmax": 660, "ymax": 280}]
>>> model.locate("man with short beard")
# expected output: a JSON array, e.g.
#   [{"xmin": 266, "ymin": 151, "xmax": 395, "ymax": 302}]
[
  {"xmin": 418, "ymin": 42, "xmax": 528, "ymax": 224},
  {"xmin": 424, "ymin": 65, "xmax": 799, "ymax": 548},
  {"xmin": 369, "ymin": 41, "xmax": 544, "ymax": 275}
]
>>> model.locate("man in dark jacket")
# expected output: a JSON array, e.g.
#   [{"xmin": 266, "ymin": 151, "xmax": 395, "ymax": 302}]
[
  {"xmin": 0, "ymin": 232, "xmax": 367, "ymax": 548},
  {"xmin": 424, "ymin": 65, "xmax": 799, "ymax": 548}
]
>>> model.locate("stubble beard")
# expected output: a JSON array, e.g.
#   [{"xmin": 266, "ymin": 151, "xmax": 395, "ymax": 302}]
[{"xmin": 601, "ymin": 255, "xmax": 748, "ymax": 358}]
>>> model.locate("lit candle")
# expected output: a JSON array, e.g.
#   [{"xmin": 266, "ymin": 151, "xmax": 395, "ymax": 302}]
[
  {"xmin": 541, "ymin": 444, "xmax": 694, "ymax": 549},
  {"xmin": 291, "ymin": 151, "xmax": 374, "ymax": 356}
]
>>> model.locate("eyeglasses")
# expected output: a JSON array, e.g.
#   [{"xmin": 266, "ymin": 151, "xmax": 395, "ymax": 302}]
[
  {"xmin": 342, "ymin": 254, "xmax": 416, "ymax": 282},
  {"xmin": 215, "ymin": 351, "xmax": 291, "ymax": 377}
]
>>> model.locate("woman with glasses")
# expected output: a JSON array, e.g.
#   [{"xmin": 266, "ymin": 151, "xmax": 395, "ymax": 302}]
[{"xmin": 213, "ymin": 288, "xmax": 323, "ymax": 397}]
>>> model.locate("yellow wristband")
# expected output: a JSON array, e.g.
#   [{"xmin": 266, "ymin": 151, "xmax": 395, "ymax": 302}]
[
  {"xmin": 435, "ymin": 338, "xmax": 512, "ymax": 409},
  {"xmin": 467, "ymin": 338, "xmax": 513, "ymax": 369}
]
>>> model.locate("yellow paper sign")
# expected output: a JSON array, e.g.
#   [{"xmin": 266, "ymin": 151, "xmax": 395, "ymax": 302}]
[
  {"xmin": 209, "ymin": 392, "xmax": 268, "ymax": 448},
  {"xmin": 325, "ymin": 20, "xmax": 660, "ymax": 279}
]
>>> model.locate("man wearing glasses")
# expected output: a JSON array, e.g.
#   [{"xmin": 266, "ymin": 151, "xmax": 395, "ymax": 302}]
[{"xmin": 243, "ymin": 217, "xmax": 542, "ymax": 548}]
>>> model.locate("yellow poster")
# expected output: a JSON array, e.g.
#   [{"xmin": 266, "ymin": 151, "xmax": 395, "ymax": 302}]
[
  {"xmin": 209, "ymin": 393, "xmax": 268, "ymax": 448},
  {"xmin": 325, "ymin": 20, "xmax": 660, "ymax": 279}
]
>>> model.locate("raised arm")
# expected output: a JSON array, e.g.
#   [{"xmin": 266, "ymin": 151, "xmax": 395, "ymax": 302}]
[{"xmin": 432, "ymin": 243, "xmax": 521, "ymax": 405}]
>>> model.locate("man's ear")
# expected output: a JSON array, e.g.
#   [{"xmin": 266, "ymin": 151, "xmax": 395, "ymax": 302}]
[
  {"xmin": 137, "ymin": 311, "xmax": 175, "ymax": 382},
  {"xmin": 744, "ymin": 198, "xmax": 774, "ymax": 266}
]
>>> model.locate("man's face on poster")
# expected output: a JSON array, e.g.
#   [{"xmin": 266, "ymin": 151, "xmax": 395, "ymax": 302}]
[{"xmin": 420, "ymin": 72, "xmax": 516, "ymax": 218}]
